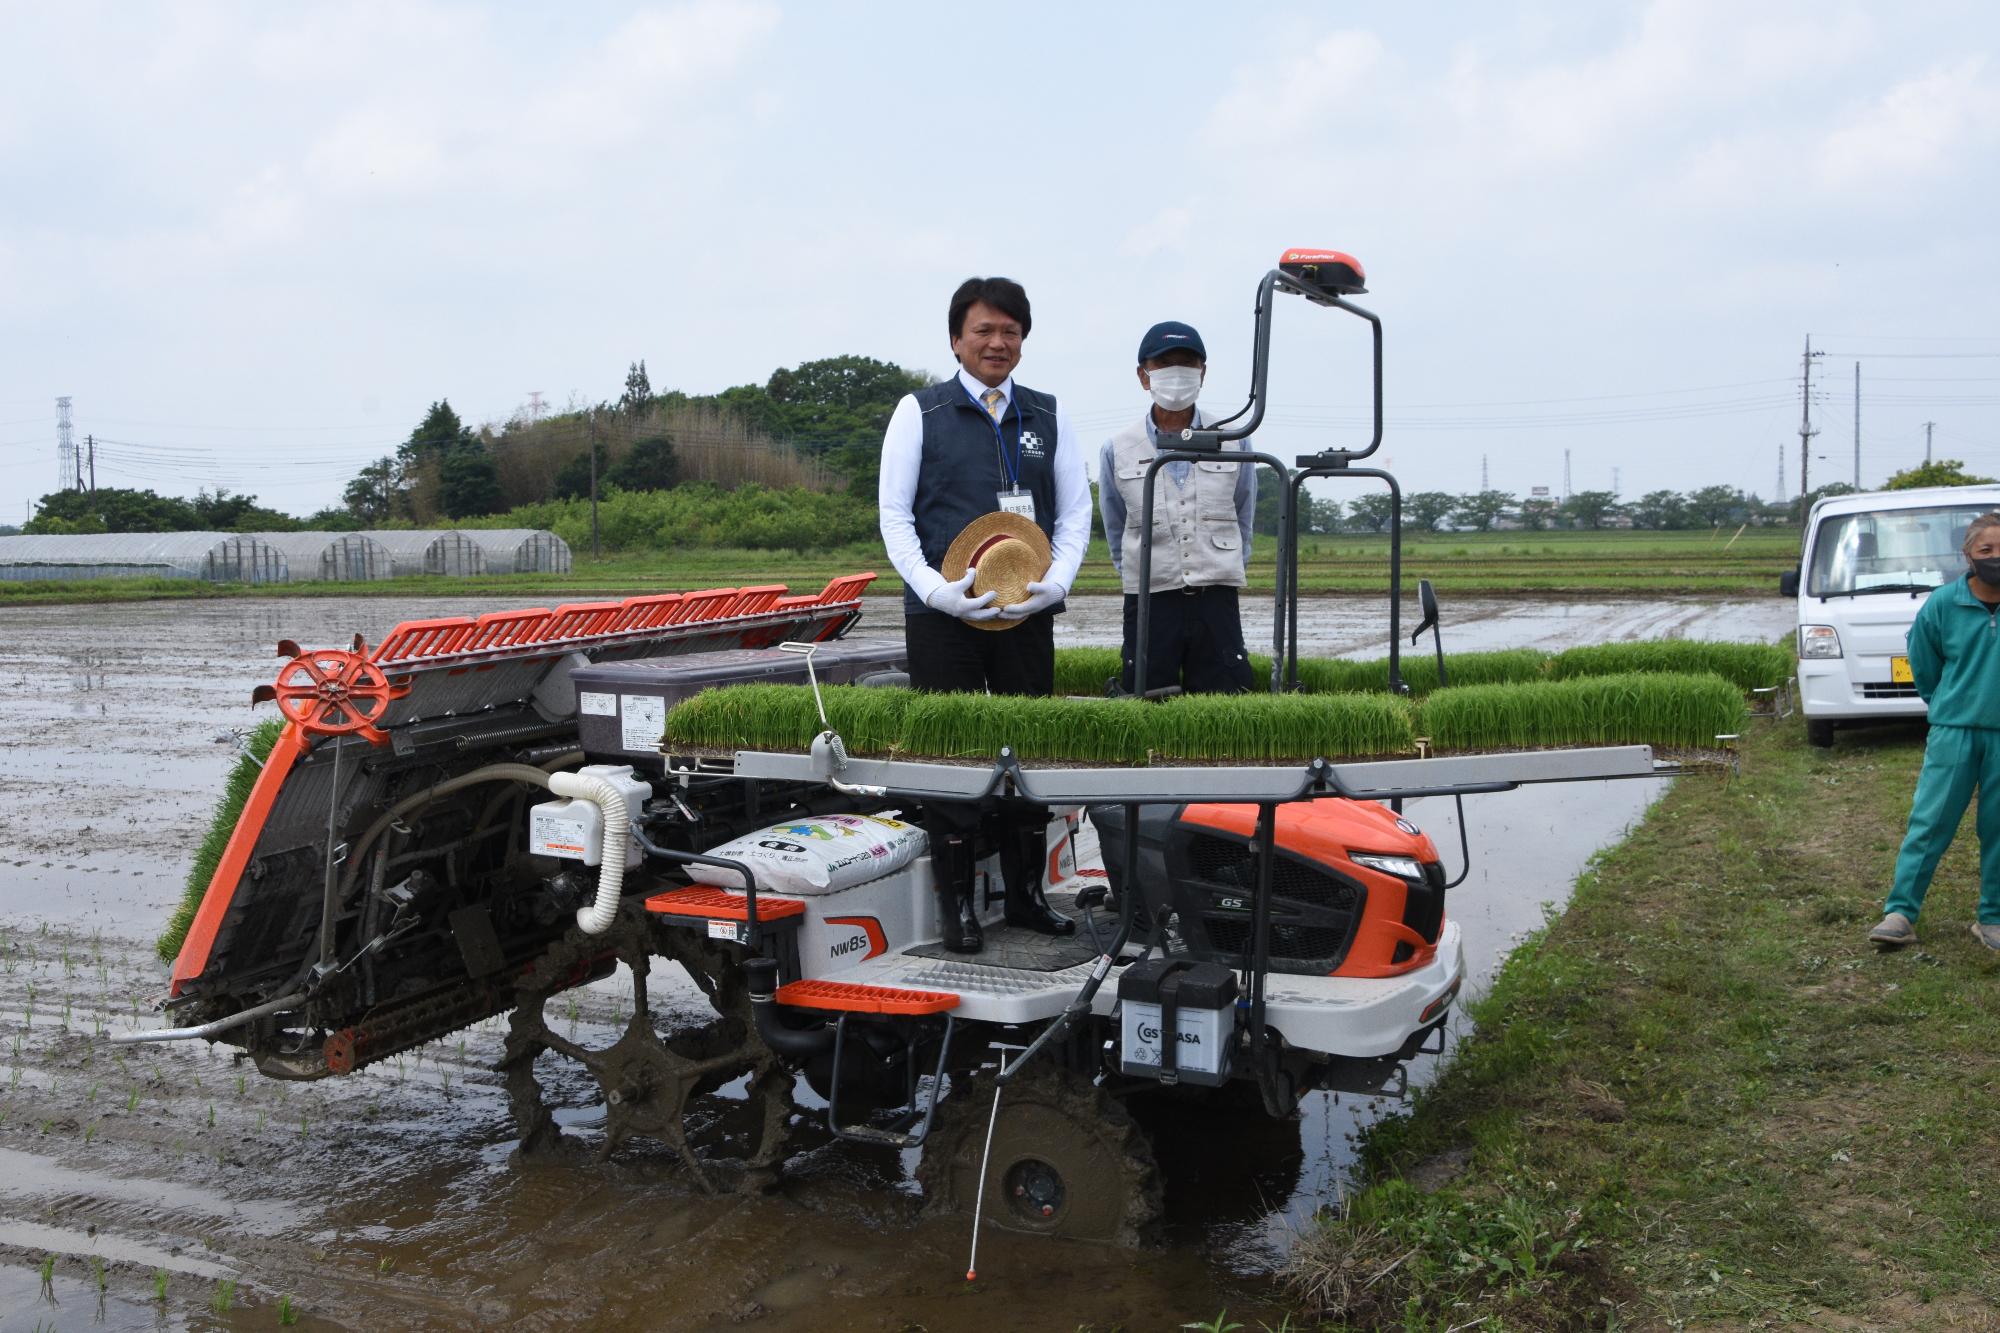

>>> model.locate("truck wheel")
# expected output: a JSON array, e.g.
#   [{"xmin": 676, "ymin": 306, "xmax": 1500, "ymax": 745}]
[
  {"xmin": 1806, "ymin": 718, "xmax": 1836, "ymax": 748},
  {"xmin": 918, "ymin": 1064, "xmax": 1162, "ymax": 1246}
]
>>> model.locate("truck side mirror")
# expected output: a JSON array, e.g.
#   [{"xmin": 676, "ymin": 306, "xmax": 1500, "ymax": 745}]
[
  {"xmin": 1778, "ymin": 570, "xmax": 1800, "ymax": 597},
  {"xmin": 1412, "ymin": 578, "xmax": 1440, "ymax": 644}
]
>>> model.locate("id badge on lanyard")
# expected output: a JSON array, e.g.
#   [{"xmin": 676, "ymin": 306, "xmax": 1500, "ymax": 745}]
[{"xmin": 997, "ymin": 488, "xmax": 1036, "ymax": 519}]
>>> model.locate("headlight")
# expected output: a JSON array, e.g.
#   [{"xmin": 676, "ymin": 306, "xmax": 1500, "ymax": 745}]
[
  {"xmin": 1351, "ymin": 852, "xmax": 1424, "ymax": 880},
  {"xmin": 1798, "ymin": 625, "xmax": 1842, "ymax": 659}
]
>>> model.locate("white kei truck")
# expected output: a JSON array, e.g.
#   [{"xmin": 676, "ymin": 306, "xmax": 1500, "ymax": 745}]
[{"xmin": 1780, "ymin": 483, "xmax": 2000, "ymax": 746}]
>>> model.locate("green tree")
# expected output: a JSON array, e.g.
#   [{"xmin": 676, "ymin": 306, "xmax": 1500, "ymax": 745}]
[
  {"xmin": 1883, "ymin": 458, "xmax": 1996, "ymax": 490},
  {"xmin": 1629, "ymin": 490, "xmax": 1687, "ymax": 529},
  {"xmin": 620, "ymin": 360, "xmax": 654, "ymax": 415},
  {"xmin": 1346, "ymin": 492, "xmax": 1394, "ymax": 533},
  {"xmin": 1406, "ymin": 490, "xmax": 1456, "ymax": 532},
  {"xmin": 1562, "ymin": 490, "xmax": 1620, "ymax": 530},
  {"xmin": 1453, "ymin": 490, "xmax": 1515, "ymax": 532},
  {"xmin": 438, "ymin": 445, "xmax": 504, "ymax": 517},
  {"xmin": 1685, "ymin": 484, "xmax": 1746, "ymax": 527},
  {"xmin": 553, "ymin": 446, "xmax": 604, "ymax": 502},
  {"xmin": 24, "ymin": 487, "xmax": 198, "ymax": 533},
  {"xmin": 1518, "ymin": 497, "xmax": 1558, "ymax": 530},
  {"xmin": 342, "ymin": 457, "xmax": 397, "ymax": 525},
  {"xmin": 1303, "ymin": 495, "xmax": 1343, "ymax": 535},
  {"xmin": 606, "ymin": 433, "xmax": 679, "ymax": 492},
  {"xmin": 398, "ymin": 400, "xmax": 475, "ymax": 467}
]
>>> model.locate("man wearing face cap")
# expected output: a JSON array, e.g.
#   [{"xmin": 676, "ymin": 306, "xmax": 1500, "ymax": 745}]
[
  {"xmin": 1097, "ymin": 320, "xmax": 1258, "ymax": 695},
  {"xmin": 878, "ymin": 276, "xmax": 1093, "ymax": 953}
]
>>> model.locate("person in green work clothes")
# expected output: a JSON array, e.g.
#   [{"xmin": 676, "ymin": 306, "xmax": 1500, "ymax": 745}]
[{"xmin": 1870, "ymin": 510, "xmax": 2000, "ymax": 951}]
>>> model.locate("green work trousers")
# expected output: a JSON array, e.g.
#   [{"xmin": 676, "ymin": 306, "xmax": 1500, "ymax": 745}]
[{"xmin": 1885, "ymin": 723, "xmax": 2000, "ymax": 925}]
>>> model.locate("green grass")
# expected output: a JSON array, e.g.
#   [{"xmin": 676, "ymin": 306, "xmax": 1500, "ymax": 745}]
[
  {"xmin": 1288, "ymin": 715, "xmax": 2000, "ymax": 1328},
  {"xmin": 157, "ymin": 718, "xmax": 283, "ymax": 963},
  {"xmin": 1420, "ymin": 672, "xmax": 1747, "ymax": 751}
]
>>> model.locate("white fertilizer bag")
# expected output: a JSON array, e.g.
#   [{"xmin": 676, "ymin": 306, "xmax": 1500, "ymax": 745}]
[{"xmin": 686, "ymin": 811, "xmax": 928, "ymax": 896}]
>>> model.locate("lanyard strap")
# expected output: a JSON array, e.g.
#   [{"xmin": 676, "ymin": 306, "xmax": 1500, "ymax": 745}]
[{"xmin": 963, "ymin": 382, "xmax": 1023, "ymax": 489}]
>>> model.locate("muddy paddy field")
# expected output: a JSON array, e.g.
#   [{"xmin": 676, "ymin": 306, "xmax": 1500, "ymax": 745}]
[{"xmin": 0, "ymin": 593, "xmax": 1790, "ymax": 1330}]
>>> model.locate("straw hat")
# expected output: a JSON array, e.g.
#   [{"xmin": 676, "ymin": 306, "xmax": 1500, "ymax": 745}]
[{"xmin": 941, "ymin": 511, "xmax": 1053, "ymax": 632}]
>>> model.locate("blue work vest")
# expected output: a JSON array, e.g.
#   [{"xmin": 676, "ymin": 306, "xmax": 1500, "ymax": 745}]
[{"xmin": 904, "ymin": 378, "xmax": 1064, "ymax": 615}]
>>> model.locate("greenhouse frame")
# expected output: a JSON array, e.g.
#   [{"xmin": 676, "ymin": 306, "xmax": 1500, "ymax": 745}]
[
  {"xmin": 248, "ymin": 531, "xmax": 395, "ymax": 583},
  {"xmin": 462, "ymin": 528, "xmax": 573, "ymax": 574},
  {"xmin": 0, "ymin": 532, "xmax": 289, "ymax": 584},
  {"xmin": 360, "ymin": 530, "xmax": 487, "ymax": 578}
]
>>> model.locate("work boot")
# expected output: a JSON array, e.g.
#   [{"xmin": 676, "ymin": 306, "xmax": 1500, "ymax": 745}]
[
  {"xmin": 933, "ymin": 833, "xmax": 983, "ymax": 955},
  {"xmin": 1868, "ymin": 912, "xmax": 1916, "ymax": 949},
  {"xmin": 1971, "ymin": 922, "xmax": 2000, "ymax": 952},
  {"xmin": 1001, "ymin": 819, "xmax": 1076, "ymax": 937}
]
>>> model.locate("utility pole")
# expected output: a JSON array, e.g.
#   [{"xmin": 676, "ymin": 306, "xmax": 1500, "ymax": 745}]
[
  {"xmin": 1923, "ymin": 420, "xmax": 1935, "ymax": 465},
  {"xmin": 1776, "ymin": 442, "xmax": 1784, "ymax": 498},
  {"xmin": 1852, "ymin": 363, "xmax": 1860, "ymax": 489},
  {"xmin": 1611, "ymin": 466, "xmax": 1621, "ymax": 499},
  {"xmin": 588, "ymin": 410, "xmax": 601, "ymax": 559},
  {"xmin": 87, "ymin": 434, "xmax": 95, "ymax": 492},
  {"xmin": 1563, "ymin": 449, "xmax": 1572, "ymax": 501},
  {"xmin": 1798, "ymin": 335, "xmax": 1823, "ymax": 505},
  {"xmin": 55, "ymin": 397, "xmax": 77, "ymax": 491}
]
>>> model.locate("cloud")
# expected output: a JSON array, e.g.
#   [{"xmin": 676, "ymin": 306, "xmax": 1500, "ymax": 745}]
[
  {"xmin": 1120, "ymin": 207, "xmax": 1193, "ymax": 259},
  {"xmin": 1816, "ymin": 57, "xmax": 2000, "ymax": 189},
  {"xmin": 1201, "ymin": 31, "xmax": 1388, "ymax": 149}
]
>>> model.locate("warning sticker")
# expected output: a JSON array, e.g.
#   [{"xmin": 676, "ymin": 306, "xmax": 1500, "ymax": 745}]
[
  {"xmin": 620, "ymin": 694, "xmax": 666, "ymax": 751},
  {"xmin": 579, "ymin": 691, "xmax": 616, "ymax": 717},
  {"xmin": 707, "ymin": 919, "xmax": 739, "ymax": 942}
]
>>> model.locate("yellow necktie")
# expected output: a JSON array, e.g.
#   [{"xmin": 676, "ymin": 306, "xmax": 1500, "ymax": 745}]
[{"xmin": 981, "ymin": 388, "xmax": 1005, "ymax": 422}]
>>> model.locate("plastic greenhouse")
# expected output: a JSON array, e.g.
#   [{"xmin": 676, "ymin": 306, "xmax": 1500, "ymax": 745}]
[
  {"xmin": 0, "ymin": 532, "xmax": 289, "ymax": 584},
  {"xmin": 461, "ymin": 528, "xmax": 573, "ymax": 574},
  {"xmin": 359, "ymin": 530, "xmax": 486, "ymax": 578},
  {"xmin": 249, "ymin": 531, "xmax": 394, "ymax": 583}
]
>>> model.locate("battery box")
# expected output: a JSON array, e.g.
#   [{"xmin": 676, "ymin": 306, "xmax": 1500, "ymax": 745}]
[
  {"xmin": 570, "ymin": 640, "xmax": 907, "ymax": 771},
  {"xmin": 1117, "ymin": 958, "xmax": 1240, "ymax": 1086}
]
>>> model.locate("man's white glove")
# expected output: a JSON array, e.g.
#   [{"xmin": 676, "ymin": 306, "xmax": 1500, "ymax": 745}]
[
  {"xmin": 998, "ymin": 579, "xmax": 1064, "ymax": 620},
  {"xmin": 925, "ymin": 570, "xmax": 1000, "ymax": 621}
]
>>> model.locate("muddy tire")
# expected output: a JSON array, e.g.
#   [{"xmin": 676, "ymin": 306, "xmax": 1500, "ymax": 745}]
[
  {"xmin": 1806, "ymin": 717, "xmax": 1837, "ymax": 748},
  {"xmin": 917, "ymin": 1064, "xmax": 1162, "ymax": 1247}
]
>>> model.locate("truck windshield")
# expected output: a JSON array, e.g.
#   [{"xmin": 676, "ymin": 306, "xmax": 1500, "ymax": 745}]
[{"xmin": 1807, "ymin": 504, "xmax": 1988, "ymax": 597}]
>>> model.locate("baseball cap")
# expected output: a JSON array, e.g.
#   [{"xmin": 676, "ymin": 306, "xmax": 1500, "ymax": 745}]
[{"xmin": 1136, "ymin": 320, "xmax": 1206, "ymax": 365}]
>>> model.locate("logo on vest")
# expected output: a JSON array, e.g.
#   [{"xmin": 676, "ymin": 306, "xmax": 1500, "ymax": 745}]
[{"xmin": 1019, "ymin": 430, "xmax": 1046, "ymax": 458}]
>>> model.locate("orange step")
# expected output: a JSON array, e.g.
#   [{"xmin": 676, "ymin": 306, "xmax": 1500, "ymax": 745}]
[
  {"xmin": 772, "ymin": 979, "xmax": 959, "ymax": 1017},
  {"xmin": 644, "ymin": 886, "xmax": 805, "ymax": 922}
]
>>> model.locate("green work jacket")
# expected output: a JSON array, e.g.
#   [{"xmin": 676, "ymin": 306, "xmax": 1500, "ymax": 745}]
[{"xmin": 1907, "ymin": 574, "xmax": 2000, "ymax": 729}]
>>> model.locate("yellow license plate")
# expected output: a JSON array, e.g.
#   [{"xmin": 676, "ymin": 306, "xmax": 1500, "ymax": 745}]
[{"xmin": 1891, "ymin": 656, "xmax": 1913, "ymax": 684}]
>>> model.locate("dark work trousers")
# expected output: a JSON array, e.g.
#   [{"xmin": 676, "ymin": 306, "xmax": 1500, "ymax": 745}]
[
  {"xmin": 905, "ymin": 609, "xmax": 1056, "ymax": 847},
  {"xmin": 1120, "ymin": 585, "xmax": 1255, "ymax": 695}
]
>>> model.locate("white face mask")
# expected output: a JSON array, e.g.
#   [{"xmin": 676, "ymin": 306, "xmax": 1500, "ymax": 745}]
[{"xmin": 1146, "ymin": 365, "xmax": 1202, "ymax": 411}]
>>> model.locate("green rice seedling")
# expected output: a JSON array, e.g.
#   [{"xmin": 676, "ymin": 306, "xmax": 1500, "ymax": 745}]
[
  {"xmin": 91, "ymin": 1256, "xmax": 105, "ymax": 1293},
  {"xmin": 84, "ymin": 1121, "xmax": 97, "ymax": 1144},
  {"xmin": 211, "ymin": 1277, "xmax": 236, "ymax": 1313},
  {"xmin": 279, "ymin": 1294, "xmax": 300, "ymax": 1326},
  {"xmin": 1148, "ymin": 692, "xmax": 1418, "ymax": 761},
  {"xmin": 38, "ymin": 1253, "xmax": 54, "ymax": 1290},
  {"xmin": 1250, "ymin": 648, "xmax": 1550, "ymax": 697},
  {"xmin": 1051, "ymin": 647, "xmax": 1125, "ymax": 696},
  {"xmin": 1546, "ymin": 639, "xmax": 1793, "ymax": 692},
  {"xmin": 125, "ymin": 1088, "xmax": 138, "ymax": 1113},
  {"xmin": 207, "ymin": 1104, "xmax": 215, "ymax": 1128},
  {"xmin": 234, "ymin": 1072, "xmax": 246, "ymax": 1097},
  {"xmin": 158, "ymin": 717, "xmax": 283, "ymax": 963},
  {"xmin": 152, "ymin": 1269, "xmax": 169, "ymax": 1302},
  {"xmin": 901, "ymin": 692, "xmax": 1156, "ymax": 763},
  {"xmin": 86, "ymin": 1082, "xmax": 98, "ymax": 1103},
  {"xmin": 1418, "ymin": 672, "xmax": 1746, "ymax": 752},
  {"xmin": 666, "ymin": 682, "xmax": 915, "ymax": 755}
]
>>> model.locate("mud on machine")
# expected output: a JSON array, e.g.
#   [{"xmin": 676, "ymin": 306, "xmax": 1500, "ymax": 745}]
[{"xmin": 120, "ymin": 253, "xmax": 1668, "ymax": 1250}]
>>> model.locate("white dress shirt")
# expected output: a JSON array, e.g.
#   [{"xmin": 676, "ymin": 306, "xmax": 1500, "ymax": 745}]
[{"xmin": 878, "ymin": 366, "xmax": 1093, "ymax": 607}]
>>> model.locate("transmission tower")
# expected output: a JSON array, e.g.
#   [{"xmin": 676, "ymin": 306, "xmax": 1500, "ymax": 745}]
[
  {"xmin": 1611, "ymin": 466, "xmax": 1621, "ymax": 498},
  {"xmin": 1480, "ymin": 453, "xmax": 1489, "ymax": 490},
  {"xmin": 56, "ymin": 397, "xmax": 78, "ymax": 491},
  {"xmin": 1562, "ymin": 449, "xmax": 1572, "ymax": 500},
  {"xmin": 527, "ymin": 391, "xmax": 546, "ymax": 424}
]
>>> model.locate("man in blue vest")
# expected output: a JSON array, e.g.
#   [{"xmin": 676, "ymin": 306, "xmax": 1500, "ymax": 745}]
[
  {"xmin": 1097, "ymin": 320, "xmax": 1257, "ymax": 695},
  {"xmin": 879, "ymin": 276, "xmax": 1092, "ymax": 951}
]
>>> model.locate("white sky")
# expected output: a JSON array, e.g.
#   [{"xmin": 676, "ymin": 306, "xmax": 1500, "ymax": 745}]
[{"xmin": 3, "ymin": 0, "xmax": 1997, "ymax": 524}]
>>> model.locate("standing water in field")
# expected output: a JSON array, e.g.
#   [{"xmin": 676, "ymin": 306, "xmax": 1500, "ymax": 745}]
[{"xmin": 0, "ymin": 594, "xmax": 1789, "ymax": 1328}]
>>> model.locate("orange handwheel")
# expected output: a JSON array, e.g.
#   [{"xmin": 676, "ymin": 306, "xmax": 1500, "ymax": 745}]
[{"xmin": 271, "ymin": 648, "xmax": 398, "ymax": 743}]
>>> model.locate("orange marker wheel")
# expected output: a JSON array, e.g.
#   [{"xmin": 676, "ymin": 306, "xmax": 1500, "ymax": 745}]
[{"xmin": 271, "ymin": 648, "xmax": 398, "ymax": 744}]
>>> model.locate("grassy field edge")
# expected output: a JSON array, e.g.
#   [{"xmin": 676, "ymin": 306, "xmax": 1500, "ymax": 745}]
[{"xmin": 1287, "ymin": 715, "xmax": 2000, "ymax": 1330}]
